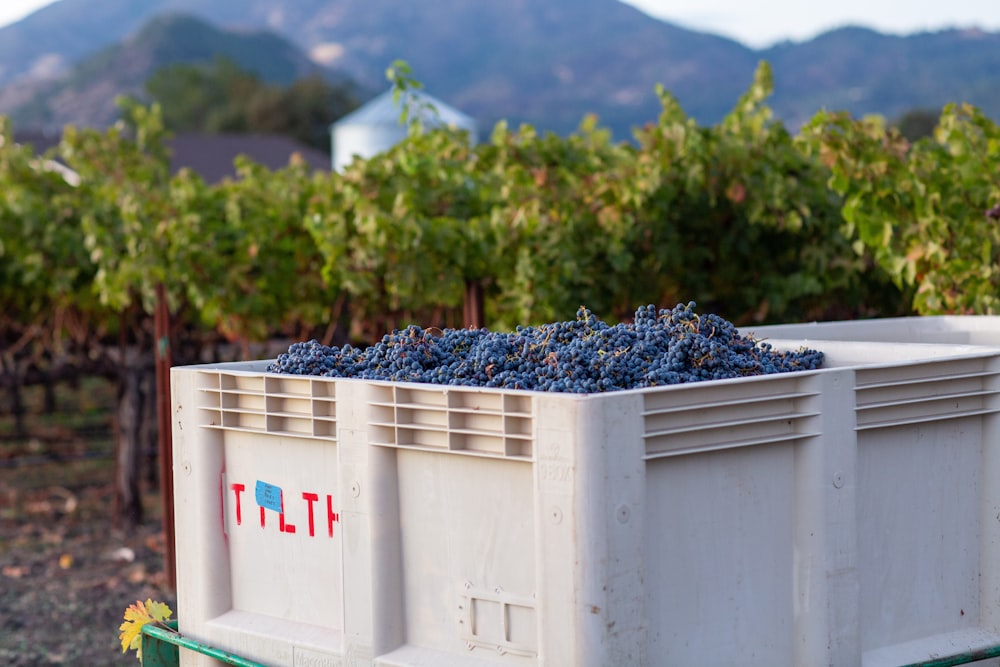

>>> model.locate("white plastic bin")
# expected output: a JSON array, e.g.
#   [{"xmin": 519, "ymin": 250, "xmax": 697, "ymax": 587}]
[
  {"xmin": 750, "ymin": 314, "xmax": 1000, "ymax": 347},
  {"xmin": 170, "ymin": 340, "xmax": 1000, "ymax": 666}
]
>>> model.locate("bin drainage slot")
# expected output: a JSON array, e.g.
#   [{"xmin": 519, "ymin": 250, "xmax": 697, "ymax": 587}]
[{"xmin": 459, "ymin": 584, "xmax": 537, "ymax": 657}]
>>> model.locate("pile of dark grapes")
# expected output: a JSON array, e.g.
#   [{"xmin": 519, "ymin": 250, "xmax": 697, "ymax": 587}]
[{"xmin": 267, "ymin": 303, "xmax": 823, "ymax": 393}]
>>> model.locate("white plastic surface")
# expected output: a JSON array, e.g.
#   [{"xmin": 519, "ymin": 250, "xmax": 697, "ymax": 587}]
[
  {"xmin": 170, "ymin": 340, "xmax": 1000, "ymax": 666},
  {"xmin": 751, "ymin": 314, "xmax": 1000, "ymax": 347}
]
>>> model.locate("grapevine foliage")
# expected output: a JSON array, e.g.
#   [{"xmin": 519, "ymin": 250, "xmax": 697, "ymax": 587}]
[
  {"xmin": 2, "ymin": 60, "xmax": 917, "ymax": 380},
  {"xmin": 268, "ymin": 303, "xmax": 823, "ymax": 393},
  {"xmin": 801, "ymin": 103, "xmax": 1000, "ymax": 314}
]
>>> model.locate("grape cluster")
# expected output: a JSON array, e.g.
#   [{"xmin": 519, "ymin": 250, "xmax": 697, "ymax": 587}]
[{"xmin": 267, "ymin": 303, "xmax": 823, "ymax": 393}]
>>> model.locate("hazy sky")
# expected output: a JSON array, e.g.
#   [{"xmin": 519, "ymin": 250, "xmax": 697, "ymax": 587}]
[
  {"xmin": 627, "ymin": 0, "xmax": 1000, "ymax": 47},
  {"xmin": 2, "ymin": 0, "xmax": 1000, "ymax": 48}
]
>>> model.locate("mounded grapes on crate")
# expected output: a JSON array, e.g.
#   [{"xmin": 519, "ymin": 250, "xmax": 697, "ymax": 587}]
[{"xmin": 267, "ymin": 303, "xmax": 823, "ymax": 393}]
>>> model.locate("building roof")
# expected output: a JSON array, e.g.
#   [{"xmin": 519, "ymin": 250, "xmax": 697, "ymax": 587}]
[
  {"xmin": 332, "ymin": 88, "xmax": 476, "ymax": 132},
  {"xmin": 11, "ymin": 130, "xmax": 61, "ymax": 155},
  {"xmin": 167, "ymin": 133, "xmax": 330, "ymax": 183},
  {"xmin": 13, "ymin": 131, "xmax": 330, "ymax": 184}
]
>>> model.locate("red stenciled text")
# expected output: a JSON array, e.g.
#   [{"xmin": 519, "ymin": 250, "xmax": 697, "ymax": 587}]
[{"xmin": 228, "ymin": 482, "xmax": 340, "ymax": 538}]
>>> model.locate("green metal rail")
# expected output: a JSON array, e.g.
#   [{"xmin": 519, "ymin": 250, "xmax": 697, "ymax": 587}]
[
  {"xmin": 899, "ymin": 643, "xmax": 1000, "ymax": 667},
  {"xmin": 140, "ymin": 622, "xmax": 265, "ymax": 667},
  {"xmin": 142, "ymin": 621, "xmax": 1000, "ymax": 667}
]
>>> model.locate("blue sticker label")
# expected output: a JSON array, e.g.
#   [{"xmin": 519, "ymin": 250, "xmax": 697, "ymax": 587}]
[{"xmin": 255, "ymin": 480, "xmax": 283, "ymax": 513}]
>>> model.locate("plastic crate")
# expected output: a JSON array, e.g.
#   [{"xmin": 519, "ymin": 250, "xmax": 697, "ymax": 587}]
[
  {"xmin": 170, "ymin": 340, "xmax": 1000, "ymax": 666},
  {"xmin": 750, "ymin": 315, "xmax": 1000, "ymax": 347}
]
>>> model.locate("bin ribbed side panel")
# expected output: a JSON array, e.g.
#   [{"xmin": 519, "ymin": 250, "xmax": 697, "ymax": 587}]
[
  {"xmin": 197, "ymin": 371, "xmax": 337, "ymax": 440},
  {"xmin": 855, "ymin": 357, "xmax": 1000, "ymax": 430},
  {"xmin": 641, "ymin": 375, "xmax": 821, "ymax": 458},
  {"xmin": 366, "ymin": 383, "xmax": 534, "ymax": 458}
]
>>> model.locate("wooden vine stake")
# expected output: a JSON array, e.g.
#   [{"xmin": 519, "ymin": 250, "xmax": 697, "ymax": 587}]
[{"xmin": 154, "ymin": 282, "xmax": 176, "ymax": 589}]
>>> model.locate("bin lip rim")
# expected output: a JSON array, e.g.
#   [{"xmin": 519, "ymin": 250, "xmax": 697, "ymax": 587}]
[
  {"xmin": 176, "ymin": 364, "xmax": 812, "ymax": 397},
  {"xmin": 170, "ymin": 341, "xmax": 1000, "ymax": 399},
  {"xmin": 748, "ymin": 313, "xmax": 1000, "ymax": 334}
]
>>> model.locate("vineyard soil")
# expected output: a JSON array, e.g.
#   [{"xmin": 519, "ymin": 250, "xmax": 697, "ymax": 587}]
[
  {"xmin": 0, "ymin": 459, "xmax": 175, "ymax": 665},
  {"xmin": 0, "ymin": 381, "xmax": 176, "ymax": 666}
]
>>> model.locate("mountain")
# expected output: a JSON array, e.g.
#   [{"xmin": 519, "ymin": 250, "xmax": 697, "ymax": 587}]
[
  {"xmin": 0, "ymin": 12, "xmax": 359, "ymax": 131},
  {"xmin": 761, "ymin": 26, "xmax": 1000, "ymax": 127},
  {"xmin": 1, "ymin": 0, "xmax": 999, "ymax": 138}
]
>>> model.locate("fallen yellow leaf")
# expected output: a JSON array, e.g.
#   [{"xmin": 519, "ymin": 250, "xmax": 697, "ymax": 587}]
[{"xmin": 119, "ymin": 598, "xmax": 173, "ymax": 663}]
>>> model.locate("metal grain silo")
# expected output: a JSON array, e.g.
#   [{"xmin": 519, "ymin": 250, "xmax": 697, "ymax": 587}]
[{"xmin": 330, "ymin": 88, "xmax": 477, "ymax": 172}]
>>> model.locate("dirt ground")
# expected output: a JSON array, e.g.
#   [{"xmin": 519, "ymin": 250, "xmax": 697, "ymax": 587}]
[{"xmin": 1, "ymin": 381, "xmax": 177, "ymax": 666}]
